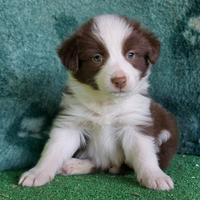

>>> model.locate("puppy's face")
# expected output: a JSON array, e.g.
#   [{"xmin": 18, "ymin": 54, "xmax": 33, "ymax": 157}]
[{"xmin": 58, "ymin": 15, "xmax": 160, "ymax": 97}]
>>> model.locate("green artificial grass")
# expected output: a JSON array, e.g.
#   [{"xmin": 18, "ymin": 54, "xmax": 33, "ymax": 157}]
[{"xmin": 0, "ymin": 154, "xmax": 200, "ymax": 200}]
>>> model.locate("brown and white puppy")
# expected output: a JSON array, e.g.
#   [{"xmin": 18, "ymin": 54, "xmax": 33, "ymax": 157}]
[{"xmin": 19, "ymin": 15, "xmax": 178, "ymax": 190}]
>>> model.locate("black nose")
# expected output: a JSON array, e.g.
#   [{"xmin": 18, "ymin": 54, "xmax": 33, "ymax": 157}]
[{"xmin": 111, "ymin": 77, "xmax": 127, "ymax": 89}]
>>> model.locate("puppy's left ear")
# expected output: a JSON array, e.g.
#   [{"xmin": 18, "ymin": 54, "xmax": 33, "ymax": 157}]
[{"xmin": 147, "ymin": 35, "xmax": 160, "ymax": 65}]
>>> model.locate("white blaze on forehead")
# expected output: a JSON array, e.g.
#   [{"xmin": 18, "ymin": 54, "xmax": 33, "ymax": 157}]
[{"xmin": 92, "ymin": 15, "xmax": 133, "ymax": 57}]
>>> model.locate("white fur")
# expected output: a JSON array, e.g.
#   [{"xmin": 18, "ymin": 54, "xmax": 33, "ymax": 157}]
[
  {"xmin": 19, "ymin": 15, "xmax": 173, "ymax": 190},
  {"xmin": 122, "ymin": 126, "xmax": 173, "ymax": 190},
  {"xmin": 93, "ymin": 15, "xmax": 133, "ymax": 53},
  {"xmin": 156, "ymin": 130, "xmax": 171, "ymax": 146},
  {"xmin": 59, "ymin": 158, "xmax": 95, "ymax": 175}
]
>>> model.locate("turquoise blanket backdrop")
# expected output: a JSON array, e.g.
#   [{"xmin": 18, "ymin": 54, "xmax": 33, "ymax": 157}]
[{"xmin": 0, "ymin": 0, "xmax": 200, "ymax": 171}]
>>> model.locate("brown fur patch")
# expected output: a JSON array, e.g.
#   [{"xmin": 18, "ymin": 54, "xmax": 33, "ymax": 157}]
[
  {"xmin": 123, "ymin": 21, "xmax": 160, "ymax": 78},
  {"xmin": 57, "ymin": 19, "xmax": 109, "ymax": 90},
  {"xmin": 151, "ymin": 101, "xmax": 178, "ymax": 170},
  {"xmin": 141, "ymin": 100, "xmax": 178, "ymax": 170}
]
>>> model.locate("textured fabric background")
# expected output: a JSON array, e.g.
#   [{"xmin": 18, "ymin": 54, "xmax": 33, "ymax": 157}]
[{"xmin": 0, "ymin": 0, "xmax": 200, "ymax": 171}]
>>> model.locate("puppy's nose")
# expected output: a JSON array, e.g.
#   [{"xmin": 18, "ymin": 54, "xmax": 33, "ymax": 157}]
[{"xmin": 111, "ymin": 77, "xmax": 127, "ymax": 89}]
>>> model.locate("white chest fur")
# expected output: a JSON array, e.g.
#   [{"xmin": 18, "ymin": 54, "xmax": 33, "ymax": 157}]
[{"xmin": 58, "ymin": 90, "xmax": 152, "ymax": 169}]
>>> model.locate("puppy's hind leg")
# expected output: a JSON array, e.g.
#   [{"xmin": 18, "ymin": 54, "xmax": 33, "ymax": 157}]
[{"xmin": 59, "ymin": 158, "xmax": 101, "ymax": 175}]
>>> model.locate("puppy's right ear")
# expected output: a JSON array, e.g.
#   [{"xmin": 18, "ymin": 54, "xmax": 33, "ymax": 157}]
[{"xmin": 57, "ymin": 35, "xmax": 78, "ymax": 72}]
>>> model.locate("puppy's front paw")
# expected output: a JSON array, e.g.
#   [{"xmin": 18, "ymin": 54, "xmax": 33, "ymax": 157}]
[
  {"xmin": 138, "ymin": 171, "xmax": 174, "ymax": 190},
  {"xmin": 19, "ymin": 168, "xmax": 55, "ymax": 187}
]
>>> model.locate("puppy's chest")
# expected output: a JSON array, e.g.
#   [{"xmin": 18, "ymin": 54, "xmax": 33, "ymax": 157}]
[
  {"xmin": 85, "ymin": 125, "xmax": 124, "ymax": 168},
  {"xmin": 80, "ymin": 106, "xmax": 130, "ymax": 131},
  {"xmin": 67, "ymin": 94, "xmax": 152, "ymax": 129},
  {"xmin": 80, "ymin": 106, "xmax": 150, "ymax": 130},
  {"xmin": 83, "ymin": 111, "xmax": 116, "ymax": 128}
]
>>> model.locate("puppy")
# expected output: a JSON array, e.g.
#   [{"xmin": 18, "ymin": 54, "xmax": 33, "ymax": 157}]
[{"xmin": 19, "ymin": 15, "xmax": 178, "ymax": 190}]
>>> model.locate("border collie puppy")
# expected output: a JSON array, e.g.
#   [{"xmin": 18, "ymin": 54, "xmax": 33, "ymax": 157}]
[{"xmin": 19, "ymin": 15, "xmax": 178, "ymax": 190}]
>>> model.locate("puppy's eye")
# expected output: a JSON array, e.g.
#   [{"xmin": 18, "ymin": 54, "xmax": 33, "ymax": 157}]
[
  {"xmin": 93, "ymin": 55, "xmax": 103, "ymax": 62},
  {"xmin": 127, "ymin": 52, "xmax": 134, "ymax": 60}
]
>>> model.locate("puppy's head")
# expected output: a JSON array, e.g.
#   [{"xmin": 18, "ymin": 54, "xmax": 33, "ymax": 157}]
[{"xmin": 58, "ymin": 15, "xmax": 160, "ymax": 97}]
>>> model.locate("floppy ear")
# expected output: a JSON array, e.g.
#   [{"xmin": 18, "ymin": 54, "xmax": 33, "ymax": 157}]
[
  {"xmin": 147, "ymin": 34, "xmax": 160, "ymax": 65},
  {"xmin": 57, "ymin": 35, "xmax": 79, "ymax": 72}
]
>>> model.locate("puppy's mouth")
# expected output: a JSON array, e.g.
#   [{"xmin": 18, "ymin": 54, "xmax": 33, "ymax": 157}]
[{"xmin": 110, "ymin": 90, "xmax": 131, "ymax": 98}]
